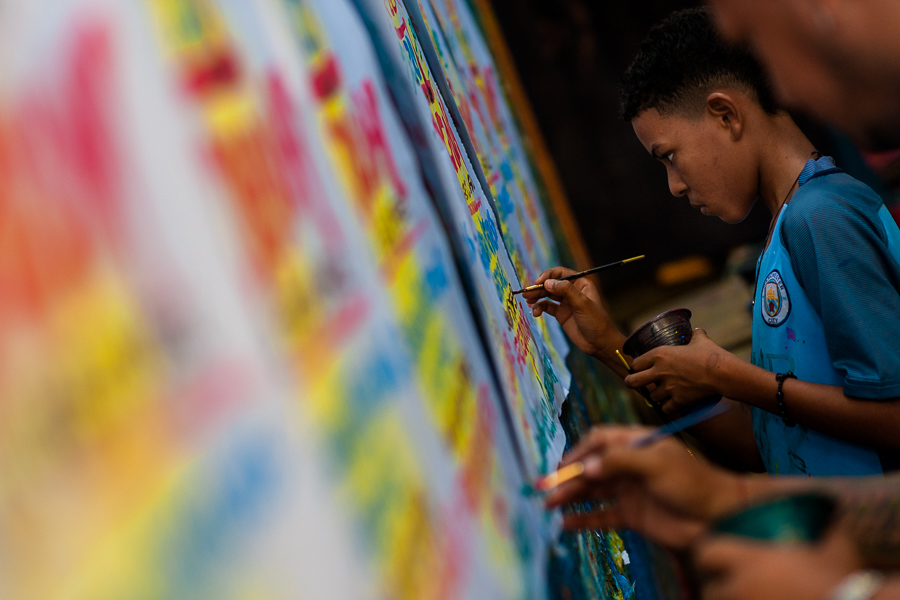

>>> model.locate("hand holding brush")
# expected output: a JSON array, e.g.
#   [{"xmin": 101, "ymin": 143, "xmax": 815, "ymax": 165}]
[{"xmin": 524, "ymin": 400, "xmax": 727, "ymax": 496}]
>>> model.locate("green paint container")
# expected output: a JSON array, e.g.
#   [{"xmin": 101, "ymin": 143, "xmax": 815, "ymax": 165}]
[{"xmin": 710, "ymin": 493, "xmax": 837, "ymax": 544}]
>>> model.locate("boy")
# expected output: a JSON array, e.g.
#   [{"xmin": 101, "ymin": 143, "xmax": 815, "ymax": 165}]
[{"xmin": 525, "ymin": 7, "xmax": 900, "ymax": 476}]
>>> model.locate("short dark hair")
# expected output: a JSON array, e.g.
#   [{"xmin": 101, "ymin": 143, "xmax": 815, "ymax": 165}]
[{"xmin": 620, "ymin": 7, "xmax": 778, "ymax": 121}]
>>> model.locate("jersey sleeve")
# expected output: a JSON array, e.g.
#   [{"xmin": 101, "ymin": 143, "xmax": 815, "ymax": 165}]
[{"xmin": 781, "ymin": 187, "xmax": 900, "ymax": 399}]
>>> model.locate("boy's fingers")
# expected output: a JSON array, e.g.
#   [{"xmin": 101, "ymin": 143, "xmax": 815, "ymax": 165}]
[
  {"xmin": 522, "ymin": 267, "xmax": 580, "ymax": 301},
  {"xmin": 558, "ymin": 428, "xmax": 664, "ymax": 496},
  {"xmin": 536, "ymin": 266, "xmax": 578, "ymax": 283},
  {"xmin": 544, "ymin": 477, "xmax": 603, "ymax": 508},
  {"xmin": 630, "ymin": 348, "xmax": 660, "ymax": 372},
  {"xmin": 691, "ymin": 327, "xmax": 709, "ymax": 341},
  {"xmin": 531, "ymin": 300, "xmax": 559, "ymax": 318},
  {"xmin": 522, "ymin": 266, "xmax": 576, "ymax": 301},
  {"xmin": 624, "ymin": 369, "xmax": 656, "ymax": 389},
  {"xmin": 522, "ymin": 286, "xmax": 566, "ymax": 304},
  {"xmin": 521, "ymin": 286, "xmax": 550, "ymax": 303},
  {"xmin": 592, "ymin": 444, "xmax": 665, "ymax": 483},
  {"xmin": 649, "ymin": 386, "xmax": 669, "ymax": 403},
  {"xmin": 544, "ymin": 279, "xmax": 593, "ymax": 312}
]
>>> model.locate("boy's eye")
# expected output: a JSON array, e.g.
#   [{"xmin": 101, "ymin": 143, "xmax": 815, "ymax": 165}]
[{"xmin": 665, "ymin": 152, "xmax": 674, "ymax": 162}]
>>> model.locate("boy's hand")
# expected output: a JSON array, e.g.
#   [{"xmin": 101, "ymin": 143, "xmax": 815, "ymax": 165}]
[
  {"xmin": 522, "ymin": 267, "xmax": 622, "ymax": 361},
  {"xmin": 543, "ymin": 426, "xmax": 741, "ymax": 549},
  {"xmin": 624, "ymin": 329, "xmax": 731, "ymax": 415}
]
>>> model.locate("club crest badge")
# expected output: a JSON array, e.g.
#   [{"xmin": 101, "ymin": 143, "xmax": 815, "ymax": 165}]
[{"xmin": 761, "ymin": 270, "xmax": 790, "ymax": 326}]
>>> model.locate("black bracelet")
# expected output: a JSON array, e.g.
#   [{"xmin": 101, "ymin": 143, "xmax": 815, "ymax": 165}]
[{"xmin": 775, "ymin": 372, "xmax": 798, "ymax": 427}]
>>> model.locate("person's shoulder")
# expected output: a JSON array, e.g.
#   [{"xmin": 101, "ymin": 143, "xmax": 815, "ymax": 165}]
[
  {"xmin": 784, "ymin": 169, "xmax": 884, "ymax": 233},
  {"xmin": 793, "ymin": 166, "xmax": 883, "ymax": 210}
]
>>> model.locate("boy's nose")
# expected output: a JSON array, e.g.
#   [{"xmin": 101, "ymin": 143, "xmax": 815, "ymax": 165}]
[{"xmin": 667, "ymin": 170, "xmax": 689, "ymax": 197}]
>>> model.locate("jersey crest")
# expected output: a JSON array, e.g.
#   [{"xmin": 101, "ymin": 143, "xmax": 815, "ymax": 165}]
[{"xmin": 761, "ymin": 269, "xmax": 791, "ymax": 326}]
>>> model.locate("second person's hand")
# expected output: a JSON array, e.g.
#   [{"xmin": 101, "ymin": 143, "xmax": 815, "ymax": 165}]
[{"xmin": 543, "ymin": 425, "xmax": 743, "ymax": 549}]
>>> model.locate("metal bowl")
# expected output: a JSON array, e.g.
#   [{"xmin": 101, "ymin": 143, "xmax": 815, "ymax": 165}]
[{"xmin": 623, "ymin": 308, "xmax": 693, "ymax": 358}]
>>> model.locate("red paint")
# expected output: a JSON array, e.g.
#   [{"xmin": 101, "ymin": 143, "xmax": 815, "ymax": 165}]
[
  {"xmin": 266, "ymin": 71, "xmax": 344, "ymax": 250},
  {"xmin": 0, "ymin": 21, "xmax": 122, "ymax": 321},
  {"xmin": 352, "ymin": 80, "xmax": 408, "ymax": 201},
  {"xmin": 311, "ymin": 54, "xmax": 341, "ymax": 100},
  {"xmin": 183, "ymin": 51, "xmax": 240, "ymax": 96}
]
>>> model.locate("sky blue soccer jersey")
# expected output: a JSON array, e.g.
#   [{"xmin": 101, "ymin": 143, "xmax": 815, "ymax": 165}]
[{"xmin": 752, "ymin": 156, "xmax": 900, "ymax": 475}]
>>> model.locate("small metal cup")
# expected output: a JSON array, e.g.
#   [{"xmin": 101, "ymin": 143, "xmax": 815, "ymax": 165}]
[
  {"xmin": 623, "ymin": 308, "xmax": 720, "ymax": 414},
  {"xmin": 623, "ymin": 308, "xmax": 693, "ymax": 358}
]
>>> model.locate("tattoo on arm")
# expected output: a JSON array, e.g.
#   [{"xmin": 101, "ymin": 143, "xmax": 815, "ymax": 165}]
[{"xmin": 822, "ymin": 478, "xmax": 900, "ymax": 567}]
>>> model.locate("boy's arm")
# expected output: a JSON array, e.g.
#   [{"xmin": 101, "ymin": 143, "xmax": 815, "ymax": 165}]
[
  {"xmin": 548, "ymin": 424, "xmax": 900, "ymax": 561},
  {"xmin": 625, "ymin": 334, "xmax": 900, "ymax": 449},
  {"xmin": 625, "ymin": 329, "xmax": 900, "ymax": 449}
]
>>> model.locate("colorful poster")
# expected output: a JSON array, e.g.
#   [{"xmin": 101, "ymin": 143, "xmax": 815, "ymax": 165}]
[
  {"xmin": 353, "ymin": 0, "xmax": 568, "ymax": 480},
  {"xmin": 422, "ymin": 0, "xmax": 558, "ymax": 282},
  {"xmin": 411, "ymin": 0, "xmax": 573, "ymax": 409},
  {"xmin": 142, "ymin": 0, "xmax": 481, "ymax": 597}
]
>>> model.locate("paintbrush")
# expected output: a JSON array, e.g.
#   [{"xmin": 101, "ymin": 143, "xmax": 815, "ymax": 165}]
[
  {"xmin": 512, "ymin": 255, "xmax": 645, "ymax": 295},
  {"xmin": 523, "ymin": 401, "xmax": 727, "ymax": 496},
  {"xmin": 615, "ymin": 349, "xmax": 656, "ymax": 409},
  {"xmin": 614, "ymin": 349, "xmax": 697, "ymax": 458}
]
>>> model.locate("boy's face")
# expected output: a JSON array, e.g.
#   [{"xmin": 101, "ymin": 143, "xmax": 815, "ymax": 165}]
[{"xmin": 631, "ymin": 108, "xmax": 758, "ymax": 224}]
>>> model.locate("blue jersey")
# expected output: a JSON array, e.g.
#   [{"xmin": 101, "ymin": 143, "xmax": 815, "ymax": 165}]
[{"xmin": 752, "ymin": 156, "xmax": 900, "ymax": 476}]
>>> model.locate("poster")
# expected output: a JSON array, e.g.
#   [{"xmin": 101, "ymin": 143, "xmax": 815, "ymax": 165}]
[
  {"xmin": 421, "ymin": 0, "xmax": 558, "ymax": 281},
  {"xmin": 413, "ymin": 0, "xmax": 573, "ymax": 385},
  {"xmin": 353, "ymin": 0, "xmax": 569, "ymax": 482}
]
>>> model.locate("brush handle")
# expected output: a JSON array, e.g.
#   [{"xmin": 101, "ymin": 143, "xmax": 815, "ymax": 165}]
[
  {"xmin": 632, "ymin": 401, "xmax": 728, "ymax": 448},
  {"xmin": 512, "ymin": 255, "xmax": 645, "ymax": 294}
]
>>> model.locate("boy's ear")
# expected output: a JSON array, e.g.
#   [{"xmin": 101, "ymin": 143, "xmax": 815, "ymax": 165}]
[{"xmin": 706, "ymin": 92, "xmax": 743, "ymax": 140}]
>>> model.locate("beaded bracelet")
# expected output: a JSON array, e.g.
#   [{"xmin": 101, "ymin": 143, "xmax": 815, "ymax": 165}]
[{"xmin": 775, "ymin": 371, "xmax": 797, "ymax": 427}]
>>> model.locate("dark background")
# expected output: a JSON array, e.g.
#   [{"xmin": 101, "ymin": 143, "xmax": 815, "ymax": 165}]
[{"xmin": 488, "ymin": 0, "xmax": 774, "ymax": 314}]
